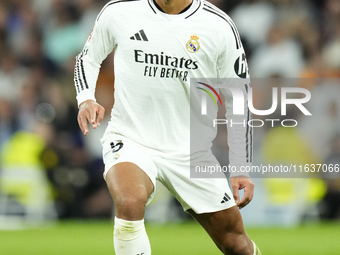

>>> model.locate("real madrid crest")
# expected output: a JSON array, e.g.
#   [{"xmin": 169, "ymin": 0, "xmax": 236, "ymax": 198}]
[{"xmin": 186, "ymin": 34, "xmax": 200, "ymax": 53}]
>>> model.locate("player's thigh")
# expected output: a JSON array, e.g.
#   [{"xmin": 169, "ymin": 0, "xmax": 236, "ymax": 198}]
[
  {"xmin": 188, "ymin": 206, "xmax": 250, "ymax": 252},
  {"xmin": 101, "ymin": 134, "xmax": 157, "ymax": 220},
  {"xmin": 188, "ymin": 206, "xmax": 245, "ymax": 237},
  {"xmin": 106, "ymin": 162, "xmax": 154, "ymax": 209}
]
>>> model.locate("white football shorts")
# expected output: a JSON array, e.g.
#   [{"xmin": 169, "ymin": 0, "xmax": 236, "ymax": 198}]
[{"xmin": 101, "ymin": 133, "xmax": 236, "ymax": 214}]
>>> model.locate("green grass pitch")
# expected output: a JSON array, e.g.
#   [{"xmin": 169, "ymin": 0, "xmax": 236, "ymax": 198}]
[{"xmin": 0, "ymin": 220, "xmax": 339, "ymax": 254}]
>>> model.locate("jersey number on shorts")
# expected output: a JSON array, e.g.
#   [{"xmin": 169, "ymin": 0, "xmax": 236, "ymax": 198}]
[{"xmin": 110, "ymin": 141, "xmax": 124, "ymax": 153}]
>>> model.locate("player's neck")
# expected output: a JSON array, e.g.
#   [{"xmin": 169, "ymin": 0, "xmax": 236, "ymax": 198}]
[{"xmin": 154, "ymin": 0, "xmax": 193, "ymax": 14}]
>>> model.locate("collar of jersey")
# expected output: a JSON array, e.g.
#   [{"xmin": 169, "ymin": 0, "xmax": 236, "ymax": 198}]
[{"xmin": 148, "ymin": 0, "xmax": 202, "ymax": 21}]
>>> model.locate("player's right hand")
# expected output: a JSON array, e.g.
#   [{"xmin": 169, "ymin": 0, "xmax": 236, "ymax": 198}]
[{"xmin": 78, "ymin": 100, "xmax": 105, "ymax": 136}]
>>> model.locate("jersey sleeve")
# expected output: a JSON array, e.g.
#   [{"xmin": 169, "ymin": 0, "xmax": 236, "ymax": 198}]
[
  {"xmin": 74, "ymin": 6, "xmax": 116, "ymax": 107},
  {"xmin": 217, "ymin": 18, "xmax": 252, "ymax": 177}
]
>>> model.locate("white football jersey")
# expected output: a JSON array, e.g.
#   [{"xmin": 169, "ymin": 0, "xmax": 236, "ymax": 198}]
[{"xmin": 74, "ymin": 0, "xmax": 252, "ymax": 170}]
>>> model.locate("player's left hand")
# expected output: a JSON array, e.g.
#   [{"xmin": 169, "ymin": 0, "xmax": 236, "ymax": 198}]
[{"xmin": 230, "ymin": 176, "xmax": 254, "ymax": 209}]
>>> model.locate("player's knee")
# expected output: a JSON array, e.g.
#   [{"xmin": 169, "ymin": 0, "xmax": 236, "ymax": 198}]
[
  {"xmin": 115, "ymin": 193, "xmax": 148, "ymax": 220},
  {"xmin": 220, "ymin": 234, "xmax": 252, "ymax": 255}
]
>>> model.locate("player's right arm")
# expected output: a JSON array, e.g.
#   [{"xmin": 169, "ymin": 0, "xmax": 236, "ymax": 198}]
[{"xmin": 74, "ymin": 5, "xmax": 116, "ymax": 135}]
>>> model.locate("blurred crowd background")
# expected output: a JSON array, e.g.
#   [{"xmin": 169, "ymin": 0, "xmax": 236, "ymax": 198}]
[{"xmin": 0, "ymin": 0, "xmax": 339, "ymax": 228}]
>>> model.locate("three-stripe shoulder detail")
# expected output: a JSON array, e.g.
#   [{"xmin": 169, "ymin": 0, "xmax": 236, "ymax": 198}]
[
  {"xmin": 97, "ymin": 0, "xmax": 143, "ymax": 21},
  {"xmin": 244, "ymin": 84, "xmax": 253, "ymax": 163},
  {"xmin": 202, "ymin": 2, "xmax": 242, "ymax": 49},
  {"xmin": 74, "ymin": 50, "xmax": 89, "ymax": 94}
]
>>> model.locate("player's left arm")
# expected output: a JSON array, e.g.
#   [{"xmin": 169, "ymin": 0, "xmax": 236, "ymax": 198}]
[{"xmin": 217, "ymin": 18, "xmax": 254, "ymax": 209}]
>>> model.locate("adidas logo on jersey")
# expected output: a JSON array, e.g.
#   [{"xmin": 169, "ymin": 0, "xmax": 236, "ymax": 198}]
[
  {"xmin": 130, "ymin": 30, "xmax": 148, "ymax": 41},
  {"xmin": 221, "ymin": 193, "xmax": 231, "ymax": 204}
]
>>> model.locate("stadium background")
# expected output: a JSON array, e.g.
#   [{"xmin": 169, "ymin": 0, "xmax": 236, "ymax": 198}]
[{"xmin": 0, "ymin": 0, "xmax": 339, "ymax": 254}]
